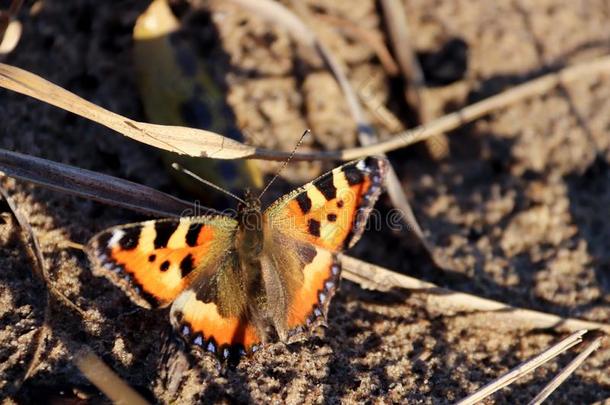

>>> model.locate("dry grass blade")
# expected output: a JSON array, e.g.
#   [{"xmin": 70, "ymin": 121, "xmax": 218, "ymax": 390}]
[
  {"xmin": 341, "ymin": 255, "xmax": 610, "ymax": 334},
  {"xmin": 528, "ymin": 336, "xmax": 605, "ymax": 405},
  {"xmin": 0, "ymin": 148, "xmax": 205, "ymax": 217},
  {"xmin": 0, "ymin": 0, "xmax": 22, "ymax": 57},
  {"xmin": 332, "ymin": 54, "xmax": 610, "ymax": 160},
  {"xmin": 455, "ymin": 330, "xmax": 588, "ymax": 405},
  {"xmin": 380, "ymin": 0, "xmax": 449, "ymax": 159},
  {"xmin": 74, "ymin": 348, "xmax": 150, "ymax": 405},
  {"xmin": 0, "ymin": 63, "xmax": 256, "ymax": 159},
  {"xmin": 0, "ymin": 20, "xmax": 21, "ymax": 57}
]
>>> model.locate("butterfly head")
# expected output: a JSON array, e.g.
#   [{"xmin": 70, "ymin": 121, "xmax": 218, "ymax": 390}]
[
  {"xmin": 239, "ymin": 189, "xmax": 262, "ymax": 214},
  {"xmin": 238, "ymin": 189, "xmax": 263, "ymax": 231}
]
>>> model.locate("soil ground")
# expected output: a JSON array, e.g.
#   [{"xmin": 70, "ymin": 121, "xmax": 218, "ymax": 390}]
[{"xmin": 0, "ymin": 0, "xmax": 609, "ymax": 403}]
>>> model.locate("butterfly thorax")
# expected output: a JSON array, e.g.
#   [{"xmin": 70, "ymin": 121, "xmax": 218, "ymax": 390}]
[
  {"xmin": 235, "ymin": 189, "xmax": 264, "ymax": 262},
  {"xmin": 235, "ymin": 190, "xmax": 270, "ymax": 327}
]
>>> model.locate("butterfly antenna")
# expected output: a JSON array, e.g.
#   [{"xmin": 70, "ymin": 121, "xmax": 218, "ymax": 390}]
[
  {"xmin": 171, "ymin": 163, "xmax": 247, "ymax": 205},
  {"xmin": 258, "ymin": 129, "xmax": 310, "ymax": 199}
]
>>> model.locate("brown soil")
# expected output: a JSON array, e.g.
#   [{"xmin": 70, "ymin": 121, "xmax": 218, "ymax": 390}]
[{"xmin": 1, "ymin": 0, "xmax": 609, "ymax": 403}]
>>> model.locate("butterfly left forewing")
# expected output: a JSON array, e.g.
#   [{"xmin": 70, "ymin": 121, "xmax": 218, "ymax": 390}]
[{"xmin": 86, "ymin": 216, "xmax": 237, "ymax": 308}]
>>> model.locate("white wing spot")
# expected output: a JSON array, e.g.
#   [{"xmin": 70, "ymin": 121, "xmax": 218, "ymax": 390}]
[{"xmin": 107, "ymin": 229, "xmax": 125, "ymax": 248}]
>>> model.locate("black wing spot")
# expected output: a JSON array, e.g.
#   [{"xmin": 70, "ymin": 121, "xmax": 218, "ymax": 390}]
[
  {"xmin": 308, "ymin": 219, "xmax": 321, "ymax": 237},
  {"xmin": 119, "ymin": 226, "xmax": 141, "ymax": 250},
  {"xmin": 180, "ymin": 254, "xmax": 195, "ymax": 278},
  {"xmin": 295, "ymin": 192, "xmax": 312, "ymax": 214},
  {"xmin": 315, "ymin": 174, "xmax": 337, "ymax": 200},
  {"xmin": 160, "ymin": 260, "xmax": 171, "ymax": 272},
  {"xmin": 154, "ymin": 221, "xmax": 178, "ymax": 249},
  {"xmin": 337, "ymin": 200, "xmax": 344, "ymax": 208},
  {"xmin": 343, "ymin": 165, "xmax": 364, "ymax": 186},
  {"xmin": 186, "ymin": 223, "xmax": 204, "ymax": 247},
  {"xmin": 327, "ymin": 213, "xmax": 337, "ymax": 222},
  {"xmin": 148, "ymin": 254, "xmax": 156, "ymax": 262}
]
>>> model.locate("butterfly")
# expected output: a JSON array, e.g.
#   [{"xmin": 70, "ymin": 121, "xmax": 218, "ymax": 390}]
[{"xmin": 86, "ymin": 156, "xmax": 388, "ymax": 363}]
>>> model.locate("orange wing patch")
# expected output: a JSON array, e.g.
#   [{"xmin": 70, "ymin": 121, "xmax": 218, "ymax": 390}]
[
  {"xmin": 86, "ymin": 216, "xmax": 236, "ymax": 308},
  {"xmin": 267, "ymin": 157, "xmax": 388, "ymax": 252},
  {"xmin": 171, "ymin": 290, "xmax": 261, "ymax": 360},
  {"xmin": 286, "ymin": 248, "xmax": 341, "ymax": 339}
]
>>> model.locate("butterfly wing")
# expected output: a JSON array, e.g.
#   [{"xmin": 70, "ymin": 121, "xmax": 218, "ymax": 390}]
[
  {"xmin": 169, "ymin": 252, "xmax": 263, "ymax": 360},
  {"xmin": 263, "ymin": 156, "xmax": 388, "ymax": 337},
  {"xmin": 265, "ymin": 156, "xmax": 388, "ymax": 252},
  {"xmin": 86, "ymin": 216, "xmax": 237, "ymax": 308}
]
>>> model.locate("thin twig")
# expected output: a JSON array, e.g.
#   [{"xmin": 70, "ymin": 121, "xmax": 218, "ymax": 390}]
[
  {"xmin": 0, "ymin": 148, "xmax": 203, "ymax": 217},
  {"xmin": 528, "ymin": 336, "xmax": 605, "ymax": 405},
  {"xmin": 74, "ymin": 347, "xmax": 150, "ymax": 405},
  {"xmin": 455, "ymin": 330, "xmax": 588, "ymax": 405}
]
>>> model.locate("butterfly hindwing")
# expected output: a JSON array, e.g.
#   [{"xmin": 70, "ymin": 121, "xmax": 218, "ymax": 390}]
[
  {"xmin": 282, "ymin": 244, "xmax": 341, "ymax": 341},
  {"xmin": 265, "ymin": 156, "xmax": 388, "ymax": 252},
  {"xmin": 86, "ymin": 216, "xmax": 237, "ymax": 308},
  {"xmin": 170, "ymin": 252, "xmax": 263, "ymax": 360}
]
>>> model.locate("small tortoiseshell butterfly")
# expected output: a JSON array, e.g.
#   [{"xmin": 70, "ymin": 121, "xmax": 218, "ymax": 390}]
[{"xmin": 86, "ymin": 156, "xmax": 388, "ymax": 363}]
